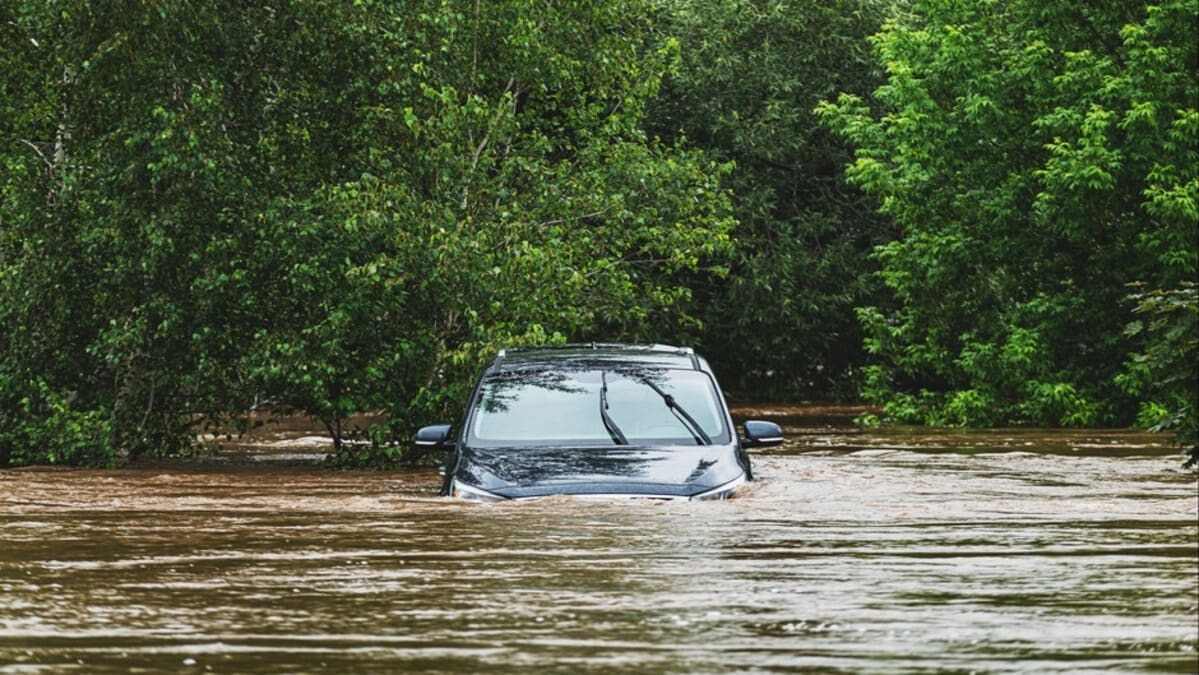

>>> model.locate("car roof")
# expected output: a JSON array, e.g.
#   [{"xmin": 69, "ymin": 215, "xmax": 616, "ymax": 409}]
[{"xmin": 490, "ymin": 343, "xmax": 704, "ymax": 373}]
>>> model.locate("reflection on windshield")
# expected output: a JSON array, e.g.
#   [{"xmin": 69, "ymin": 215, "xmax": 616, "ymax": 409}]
[
  {"xmin": 470, "ymin": 369, "xmax": 726, "ymax": 446},
  {"xmin": 479, "ymin": 371, "xmax": 583, "ymax": 415}
]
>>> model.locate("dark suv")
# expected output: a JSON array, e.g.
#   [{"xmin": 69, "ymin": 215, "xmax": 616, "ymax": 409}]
[{"xmin": 415, "ymin": 343, "xmax": 783, "ymax": 501}]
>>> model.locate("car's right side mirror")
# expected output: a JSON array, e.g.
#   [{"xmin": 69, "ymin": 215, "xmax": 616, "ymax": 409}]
[
  {"xmin": 741, "ymin": 420, "xmax": 784, "ymax": 448},
  {"xmin": 414, "ymin": 424, "xmax": 454, "ymax": 449}
]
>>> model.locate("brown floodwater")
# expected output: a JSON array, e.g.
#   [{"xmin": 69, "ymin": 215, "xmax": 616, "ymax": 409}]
[{"xmin": 2, "ymin": 406, "xmax": 1196, "ymax": 673}]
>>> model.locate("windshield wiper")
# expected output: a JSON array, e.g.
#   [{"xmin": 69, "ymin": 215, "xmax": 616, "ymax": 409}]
[
  {"xmin": 600, "ymin": 371, "xmax": 628, "ymax": 445},
  {"xmin": 636, "ymin": 377, "xmax": 712, "ymax": 445}
]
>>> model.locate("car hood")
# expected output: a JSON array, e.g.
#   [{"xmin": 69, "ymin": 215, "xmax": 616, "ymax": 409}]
[{"xmin": 452, "ymin": 444, "xmax": 746, "ymax": 499}]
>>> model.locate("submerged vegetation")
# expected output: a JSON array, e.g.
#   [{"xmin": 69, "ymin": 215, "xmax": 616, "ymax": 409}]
[{"xmin": 1, "ymin": 0, "xmax": 1195, "ymax": 467}]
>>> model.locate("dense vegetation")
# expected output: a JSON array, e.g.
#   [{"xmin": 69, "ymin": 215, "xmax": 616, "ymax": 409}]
[
  {"xmin": 2, "ymin": 0, "xmax": 1195, "ymax": 467},
  {"xmin": 648, "ymin": 0, "xmax": 893, "ymax": 399},
  {"xmin": 1, "ymin": 0, "xmax": 735, "ymax": 466},
  {"xmin": 816, "ymin": 0, "xmax": 1197, "ymax": 461}
]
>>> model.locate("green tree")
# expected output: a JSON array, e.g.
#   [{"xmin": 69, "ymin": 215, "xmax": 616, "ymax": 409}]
[
  {"xmin": 0, "ymin": 0, "xmax": 733, "ymax": 466},
  {"xmin": 648, "ymin": 0, "xmax": 891, "ymax": 398},
  {"xmin": 817, "ymin": 0, "xmax": 1198, "ymax": 428},
  {"xmin": 1121, "ymin": 283, "xmax": 1198, "ymax": 468}
]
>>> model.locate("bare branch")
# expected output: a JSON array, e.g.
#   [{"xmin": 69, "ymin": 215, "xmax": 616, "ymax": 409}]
[
  {"xmin": 18, "ymin": 139, "xmax": 52, "ymax": 170},
  {"xmin": 535, "ymin": 207, "xmax": 613, "ymax": 230}
]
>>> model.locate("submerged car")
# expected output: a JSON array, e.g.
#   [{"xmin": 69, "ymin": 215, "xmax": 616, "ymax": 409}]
[{"xmin": 415, "ymin": 343, "xmax": 783, "ymax": 501}]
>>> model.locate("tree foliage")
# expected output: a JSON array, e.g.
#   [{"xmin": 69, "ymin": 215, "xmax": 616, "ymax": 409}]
[
  {"xmin": 817, "ymin": 0, "xmax": 1198, "ymax": 428},
  {"xmin": 648, "ymin": 0, "xmax": 891, "ymax": 398},
  {"xmin": 1121, "ymin": 283, "xmax": 1198, "ymax": 468},
  {"xmin": 4, "ymin": 0, "xmax": 1196, "ymax": 468},
  {"xmin": 0, "ymin": 0, "xmax": 733, "ymax": 466}
]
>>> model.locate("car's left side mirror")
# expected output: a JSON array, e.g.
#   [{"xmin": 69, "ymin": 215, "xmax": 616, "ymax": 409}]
[{"xmin": 741, "ymin": 420, "xmax": 784, "ymax": 448}]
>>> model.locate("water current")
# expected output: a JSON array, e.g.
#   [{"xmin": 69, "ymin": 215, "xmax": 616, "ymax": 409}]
[{"xmin": 2, "ymin": 406, "xmax": 1196, "ymax": 673}]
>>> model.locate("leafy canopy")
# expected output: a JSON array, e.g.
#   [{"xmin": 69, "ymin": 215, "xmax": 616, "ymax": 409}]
[
  {"xmin": 648, "ymin": 0, "xmax": 890, "ymax": 398},
  {"xmin": 0, "ymin": 0, "xmax": 733, "ymax": 466},
  {"xmin": 817, "ymin": 0, "xmax": 1198, "ymax": 428}
]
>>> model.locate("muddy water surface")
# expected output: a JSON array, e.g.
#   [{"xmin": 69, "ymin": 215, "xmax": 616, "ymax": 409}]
[{"xmin": 2, "ymin": 407, "xmax": 1196, "ymax": 673}]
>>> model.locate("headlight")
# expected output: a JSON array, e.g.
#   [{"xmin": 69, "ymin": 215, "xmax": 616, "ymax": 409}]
[
  {"xmin": 690, "ymin": 474, "xmax": 746, "ymax": 501},
  {"xmin": 451, "ymin": 479, "xmax": 506, "ymax": 502}
]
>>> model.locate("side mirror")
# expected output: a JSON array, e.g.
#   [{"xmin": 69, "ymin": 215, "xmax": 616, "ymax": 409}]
[
  {"xmin": 741, "ymin": 420, "xmax": 783, "ymax": 448},
  {"xmin": 414, "ymin": 424, "xmax": 453, "ymax": 449}
]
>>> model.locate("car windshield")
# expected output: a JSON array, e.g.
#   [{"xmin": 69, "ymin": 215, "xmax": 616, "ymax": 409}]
[{"xmin": 468, "ymin": 368, "xmax": 728, "ymax": 446}]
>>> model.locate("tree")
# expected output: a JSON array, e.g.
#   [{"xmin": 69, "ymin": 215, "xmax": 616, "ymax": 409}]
[
  {"xmin": 1121, "ymin": 283, "xmax": 1198, "ymax": 469},
  {"xmin": 817, "ymin": 0, "xmax": 1198, "ymax": 427},
  {"xmin": 0, "ymin": 0, "xmax": 733, "ymax": 466},
  {"xmin": 647, "ymin": 0, "xmax": 891, "ymax": 399}
]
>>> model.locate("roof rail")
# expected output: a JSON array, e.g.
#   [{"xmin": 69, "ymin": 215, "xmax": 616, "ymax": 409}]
[
  {"xmin": 496, "ymin": 343, "xmax": 699, "ymax": 367},
  {"xmin": 504, "ymin": 342, "xmax": 682, "ymax": 353}
]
